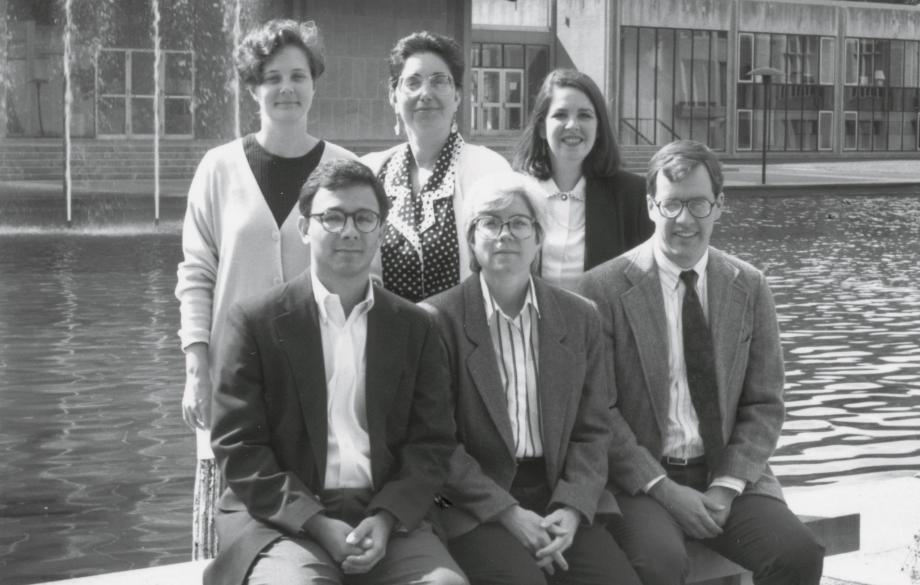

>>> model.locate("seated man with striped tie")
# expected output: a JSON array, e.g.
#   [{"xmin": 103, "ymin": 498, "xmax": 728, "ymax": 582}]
[{"xmin": 577, "ymin": 140, "xmax": 824, "ymax": 585}]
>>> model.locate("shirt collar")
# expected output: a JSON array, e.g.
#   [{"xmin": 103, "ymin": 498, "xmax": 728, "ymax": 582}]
[
  {"xmin": 479, "ymin": 272, "xmax": 541, "ymax": 322},
  {"xmin": 539, "ymin": 176, "xmax": 586, "ymax": 201},
  {"xmin": 652, "ymin": 245, "xmax": 709, "ymax": 292},
  {"xmin": 310, "ymin": 266, "xmax": 375, "ymax": 324}
]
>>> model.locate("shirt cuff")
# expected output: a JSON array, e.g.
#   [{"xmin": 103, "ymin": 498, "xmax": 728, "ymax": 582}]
[
  {"xmin": 642, "ymin": 474, "xmax": 667, "ymax": 493},
  {"xmin": 710, "ymin": 476, "xmax": 745, "ymax": 494}
]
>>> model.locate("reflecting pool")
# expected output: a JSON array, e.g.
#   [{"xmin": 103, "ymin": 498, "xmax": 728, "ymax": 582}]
[{"xmin": 0, "ymin": 193, "xmax": 918, "ymax": 584}]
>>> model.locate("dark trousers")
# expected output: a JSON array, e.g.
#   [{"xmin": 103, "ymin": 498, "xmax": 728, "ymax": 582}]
[
  {"xmin": 449, "ymin": 459, "xmax": 641, "ymax": 585},
  {"xmin": 607, "ymin": 463, "xmax": 824, "ymax": 585},
  {"xmin": 246, "ymin": 488, "xmax": 466, "ymax": 585}
]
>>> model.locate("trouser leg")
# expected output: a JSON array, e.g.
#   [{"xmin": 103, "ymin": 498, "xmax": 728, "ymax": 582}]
[
  {"xmin": 606, "ymin": 493, "xmax": 689, "ymax": 585},
  {"xmin": 703, "ymin": 494, "xmax": 824, "ymax": 585}
]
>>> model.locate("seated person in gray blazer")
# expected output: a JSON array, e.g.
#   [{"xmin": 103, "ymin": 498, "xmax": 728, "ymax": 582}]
[
  {"xmin": 577, "ymin": 140, "xmax": 824, "ymax": 585},
  {"xmin": 422, "ymin": 172, "xmax": 641, "ymax": 585},
  {"xmin": 205, "ymin": 159, "xmax": 466, "ymax": 585}
]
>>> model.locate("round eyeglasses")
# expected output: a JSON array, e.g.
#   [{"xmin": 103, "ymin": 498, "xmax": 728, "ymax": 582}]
[
  {"xmin": 397, "ymin": 73, "xmax": 454, "ymax": 96},
  {"xmin": 474, "ymin": 215, "xmax": 536, "ymax": 240},
  {"xmin": 309, "ymin": 209, "xmax": 380, "ymax": 233},
  {"xmin": 653, "ymin": 198, "xmax": 717, "ymax": 219}
]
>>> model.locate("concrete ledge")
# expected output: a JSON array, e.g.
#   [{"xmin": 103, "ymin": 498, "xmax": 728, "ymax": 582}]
[
  {"xmin": 33, "ymin": 514, "xmax": 860, "ymax": 585},
  {"xmin": 687, "ymin": 513, "xmax": 861, "ymax": 585},
  {"xmin": 36, "ymin": 560, "xmax": 210, "ymax": 585}
]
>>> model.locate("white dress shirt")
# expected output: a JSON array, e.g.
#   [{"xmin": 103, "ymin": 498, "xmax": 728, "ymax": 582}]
[
  {"xmin": 647, "ymin": 246, "xmax": 745, "ymax": 494},
  {"xmin": 311, "ymin": 268, "xmax": 375, "ymax": 489},
  {"xmin": 537, "ymin": 176, "xmax": 586, "ymax": 292},
  {"xmin": 480, "ymin": 274, "xmax": 543, "ymax": 459}
]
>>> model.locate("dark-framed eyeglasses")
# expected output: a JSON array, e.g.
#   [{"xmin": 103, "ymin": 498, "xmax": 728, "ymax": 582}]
[
  {"xmin": 653, "ymin": 198, "xmax": 717, "ymax": 219},
  {"xmin": 309, "ymin": 209, "xmax": 381, "ymax": 233},
  {"xmin": 397, "ymin": 73, "xmax": 454, "ymax": 96},
  {"xmin": 474, "ymin": 214, "xmax": 536, "ymax": 240}
]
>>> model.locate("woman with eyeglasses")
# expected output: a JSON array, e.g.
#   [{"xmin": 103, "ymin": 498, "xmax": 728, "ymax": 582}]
[
  {"xmin": 362, "ymin": 31, "xmax": 510, "ymax": 303},
  {"xmin": 421, "ymin": 172, "xmax": 642, "ymax": 585},
  {"xmin": 512, "ymin": 69, "xmax": 653, "ymax": 291},
  {"xmin": 175, "ymin": 19, "xmax": 356, "ymax": 557}
]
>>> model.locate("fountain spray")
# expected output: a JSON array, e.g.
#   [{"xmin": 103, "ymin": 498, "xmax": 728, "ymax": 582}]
[
  {"xmin": 233, "ymin": 0, "xmax": 242, "ymax": 138},
  {"xmin": 153, "ymin": 0, "xmax": 161, "ymax": 226},
  {"xmin": 63, "ymin": 0, "xmax": 73, "ymax": 227}
]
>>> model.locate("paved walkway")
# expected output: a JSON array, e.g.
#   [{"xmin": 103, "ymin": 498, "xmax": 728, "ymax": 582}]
[
  {"xmin": 724, "ymin": 159, "xmax": 920, "ymax": 188},
  {"xmin": 785, "ymin": 473, "xmax": 920, "ymax": 585}
]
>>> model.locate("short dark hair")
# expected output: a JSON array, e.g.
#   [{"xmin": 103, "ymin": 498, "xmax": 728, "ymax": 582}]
[
  {"xmin": 646, "ymin": 140, "xmax": 724, "ymax": 198},
  {"xmin": 512, "ymin": 68, "xmax": 621, "ymax": 180},
  {"xmin": 298, "ymin": 159, "xmax": 390, "ymax": 222},
  {"xmin": 236, "ymin": 19, "xmax": 325, "ymax": 87},
  {"xmin": 387, "ymin": 31, "xmax": 464, "ymax": 91}
]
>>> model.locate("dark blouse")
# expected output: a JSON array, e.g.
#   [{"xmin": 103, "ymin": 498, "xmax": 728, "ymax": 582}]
[{"xmin": 243, "ymin": 134, "xmax": 325, "ymax": 227}]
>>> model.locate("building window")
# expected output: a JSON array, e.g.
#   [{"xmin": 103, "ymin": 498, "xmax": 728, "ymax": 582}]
[
  {"xmin": 739, "ymin": 33, "xmax": 753, "ymax": 82},
  {"xmin": 737, "ymin": 31, "xmax": 834, "ymax": 152},
  {"xmin": 471, "ymin": 42, "xmax": 548, "ymax": 135},
  {"xmin": 820, "ymin": 37, "xmax": 836, "ymax": 85},
  {"xmin": 96, "ymin": 48, "xmax": 194, "ymax": 138},
  {"xmin": 620, "ymin": 26, "xmax": 728, "ymax": 149},
  {"xmin": 844, "ymin": 111, "xmax": 857, "ymax": 150},
  {"xmin": 737, "ymin": 109, "xmax": 753, "ymax": 150},
  {"xmin": 844, "ymin": 37, "xmax": 920, "ymax": 151},
  {"xmin": 818, "ymin": 110, "xmax": 833, "ymax": 150}
]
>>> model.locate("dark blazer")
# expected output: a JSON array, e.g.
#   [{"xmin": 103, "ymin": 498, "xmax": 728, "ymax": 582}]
[
  {"xmin": 204, "ymin": 272, "xmax": 456, "ymax": 585},
  {"xmin": 422, "ymin": 276, "xmax": 626, "ymax": 539},
  {"xmin": 584, "ymin": 171, "xmax": 654, "ymax": 271},
  {"xmin": 578, "ymin": 240, "xmax": 786, "ymax": 500}
]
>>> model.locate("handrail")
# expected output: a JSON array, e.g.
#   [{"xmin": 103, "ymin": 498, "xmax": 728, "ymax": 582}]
[
  {"xmin": 619, "ymin": 118, "xmax": 655, "ymax": 146},
  {"xmin": 620, "ymin": 117, "xmax": 683, "ymax": 145},
  {"xmin": 656, "ymin": 119, "xmax": 681, "ymax": 141}
]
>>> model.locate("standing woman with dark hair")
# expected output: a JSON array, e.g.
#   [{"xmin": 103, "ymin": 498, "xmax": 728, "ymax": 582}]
[
  {"xmin": 512, "ymin": 69, "xmax": 652, "ymax": 291},
  {"xmin": 175, "ymin": 19, "xmax": 355, "ymax": 558},
  {"xmin": 362, "ymin": 31, "xmax": 510, "ymax": 303}
]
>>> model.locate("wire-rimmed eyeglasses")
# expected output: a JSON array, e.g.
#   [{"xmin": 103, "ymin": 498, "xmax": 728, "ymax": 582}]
[
  {"xmin": 397, "ymin": 73, "xmax": 454, "ymax": 96},
  {"xmin": 309, "ymin": 209, "xmax": 381, "ymax": 233},
  {"xmin": 652, "ymin": 198, "xmax": 717, "ymax": 219},
  {"xmin": 474, "ymin": 215, "xmax": 536, "ymax": 240}
]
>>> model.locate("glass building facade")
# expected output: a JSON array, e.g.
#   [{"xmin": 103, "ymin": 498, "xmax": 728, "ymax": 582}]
[
  {"xmin": 470, "ymin": 41, "xmax": 550, "ymax": 135},
  {"xmin": 736, "ymin": 32, "xmax": 835, "ymax": 152},
  {"xmin": 843, "ymin": 38, "xmax": 920, "ymax": 152},
  {"xmin": 617, "ymin": 14, "xmax": 920, "ymax": 155},
  {"xmin": 620, "ymin": 27, "xmax": 728, "ymax": 150}
]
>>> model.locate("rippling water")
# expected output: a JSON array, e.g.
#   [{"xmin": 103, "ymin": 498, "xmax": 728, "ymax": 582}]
[
  {"xmin": 712, "ymin": 195, "xmax": 920, "ymax": 485},
  {"xmin": 0, "ymin": 223, "xmax": 193, "ymax": 585},
  {"xmin": 0, "ymin": 194, "xmax": 918, "ymax": 584}
]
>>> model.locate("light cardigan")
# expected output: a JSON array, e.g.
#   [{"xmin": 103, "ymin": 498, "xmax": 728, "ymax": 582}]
[
  {"xmin": 175, "ymin": 137, "xmax": 356, "ymax": 459},
  {"xmin": 361, "ymin": 141, "xmax": 510, "ymax": 285}
]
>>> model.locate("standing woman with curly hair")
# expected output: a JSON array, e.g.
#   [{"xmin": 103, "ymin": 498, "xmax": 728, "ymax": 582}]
[
  {"xmin": 175, "ymin": 18, "xmax": 356, "ymax": 558},
  {"xmin": 512, "ymin": 69, "xmax": 652, "ymax": 291}
]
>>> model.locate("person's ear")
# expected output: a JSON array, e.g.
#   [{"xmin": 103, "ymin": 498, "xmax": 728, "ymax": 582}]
[{"xmin": 297, "ymin": 215, "xmax": 310, "ymax": 242}]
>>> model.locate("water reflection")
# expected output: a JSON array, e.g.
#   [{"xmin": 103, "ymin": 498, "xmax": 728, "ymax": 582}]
[
  {"xmin": 0, "ymin": 228, "xmax": 192, "ymax": 585},
  {"xmin": 713, "ymin": 194, "xmax": 920, "ymax": 486},
  {"xmin": 0, "ymin": 195, "xmax": 917, "ymax": 583}
]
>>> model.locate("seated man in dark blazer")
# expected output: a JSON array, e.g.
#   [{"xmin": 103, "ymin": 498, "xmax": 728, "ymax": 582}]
[
  {"xmin": 204, "ymin": 159, "xmax": 466, "ymax": 585},
  {"xmin": 578, "ymin": 140, "xmax": 824, "ymax": 585}
]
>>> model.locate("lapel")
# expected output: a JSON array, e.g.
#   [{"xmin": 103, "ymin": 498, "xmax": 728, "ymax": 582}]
[
  {"xmin": 706, "ymin": 249, "xmax": 745, "ymax": 420},
  {"xmin": 532, "ymin": 279, "xmax": 574, "ymax": 480},
  {"xmin": 461, "ymin": 276, "xmax": 517, "ymax": 458},
  {"xmin": 274, "ymin": 273, "xmax": 329, "ymax": 485},
  {"xmin": 583, "ymin": 177, "xmax": 616, "ymax": 271},
  {"xmin": 365, "ymin": 289, "xmax": 408, "ymax": 480},
  {"xmin": 620, "ymin": 241, "xmax": 671, "ymax": 437}
]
